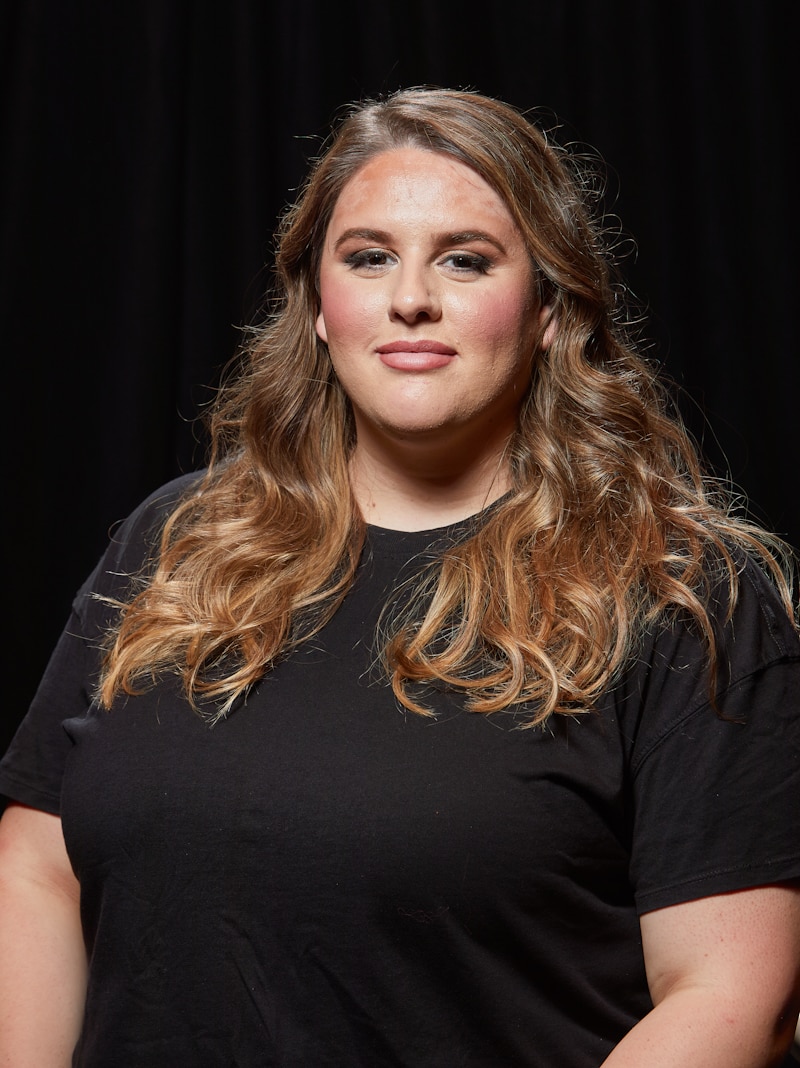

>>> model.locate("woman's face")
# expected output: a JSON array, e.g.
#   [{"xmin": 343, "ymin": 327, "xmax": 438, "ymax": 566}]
[{"xmin": 316, "ymin": 147, "xmax": 548, "ymax": 463}]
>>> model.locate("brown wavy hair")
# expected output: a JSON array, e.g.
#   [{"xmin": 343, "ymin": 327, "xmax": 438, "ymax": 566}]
[{"xmin": 98, "ymin": 87, "xmax": 796, "ymax": 722}]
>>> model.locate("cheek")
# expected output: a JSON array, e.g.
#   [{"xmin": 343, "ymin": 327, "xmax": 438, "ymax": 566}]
[
  {"xmin": 450, "ymin": 289, "xmax": 537, "ymax": 352},
  {"xmin": 316, "ymin": 275, "xmax": 380, "ymax": 348}
]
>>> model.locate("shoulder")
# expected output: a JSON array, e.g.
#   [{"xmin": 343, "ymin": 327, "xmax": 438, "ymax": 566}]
[
  {"xmin": 723, "ymin": 548, "xmax": 800, "ymax": 661},
  {"xmin": 108, "ymin": 470, "xmax": 206, "ymax": 549},
  {"xmin": 615, "ymin": 548, "xmax": 799, "ymax": 765},
  {"xmin": 74, "ymin": 470, "xmax": 207, "ymax": 616},
  {"xmin": 699, "ymin": 547, "xmax": 800, "ymax": 694},
  {"xmin": 642, "ymin": 548, "xmax": 798, "ymax": 692}
]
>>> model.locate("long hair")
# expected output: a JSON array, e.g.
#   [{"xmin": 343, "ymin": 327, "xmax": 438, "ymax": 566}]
[{"xmin": 99, "ymin": 87, "xmax": 797, "ymax": 722}]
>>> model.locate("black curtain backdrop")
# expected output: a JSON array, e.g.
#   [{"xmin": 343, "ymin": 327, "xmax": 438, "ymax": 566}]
[{"xmin": 1, "ymin": 1, "xmax": 796, "ymax": 754}]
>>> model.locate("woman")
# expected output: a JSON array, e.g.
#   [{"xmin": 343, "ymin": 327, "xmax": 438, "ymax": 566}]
[{"xmin": 1, "ymin": 88, "xmax": 798, "ymax": 1066}]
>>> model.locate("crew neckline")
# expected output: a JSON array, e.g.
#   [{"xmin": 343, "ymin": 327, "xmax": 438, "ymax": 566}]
[{"xmin": 365, "ymin": 491, "xmax": 512, "ymax": 541}]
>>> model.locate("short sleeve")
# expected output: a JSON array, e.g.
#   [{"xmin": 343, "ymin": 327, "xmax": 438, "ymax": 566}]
[
  {"xmin": 0, "ymin": 593, "xmax": 99, "ymax": 813},
  {"xmin": 0, "ymin": 472, "xmax": 201, "ymax": 815},
  {"xmin": 625, "ymin": 558, "xmax": 800, "ymax": 913}
]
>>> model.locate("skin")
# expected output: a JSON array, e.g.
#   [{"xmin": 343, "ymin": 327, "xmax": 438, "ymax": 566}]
[
  {"xmin": 316, "ymin": 147, "xmax": 553, "ymax": 530},
  {"xmin": 602, "ymin": 885, "xmax": 800, "ymax": 1067},
  {"xmin": 0, "ymin": 803, "xmax": 86, "ymax": 1066}
]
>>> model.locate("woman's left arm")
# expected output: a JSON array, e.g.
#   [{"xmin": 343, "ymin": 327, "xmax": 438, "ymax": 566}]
[{"xmin": 602, "ymin": 884, "xmax": 800, "ymax": 1068}]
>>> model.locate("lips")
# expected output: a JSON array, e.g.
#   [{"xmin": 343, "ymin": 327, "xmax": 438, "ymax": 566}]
[
  {"xmin": 375, "ymin": 339, "xmax": 457, "ymax": 371},
  {"xmin": 376, "ymin": 340, "xmax": 457, "ymax": 355}
]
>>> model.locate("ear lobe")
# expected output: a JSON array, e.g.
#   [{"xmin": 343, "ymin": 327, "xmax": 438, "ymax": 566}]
[
  {"xmin": 539, "ymin": 306, "xmax": 557, "ymax": 351},
  {"xmin": 315, "ymin": 310, "xmax": 328, "ymax": 344}
]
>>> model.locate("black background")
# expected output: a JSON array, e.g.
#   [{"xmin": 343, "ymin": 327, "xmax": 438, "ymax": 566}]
[{"xmin": 2, "ymin": 1, "xmax": 797, "ymax": 753}]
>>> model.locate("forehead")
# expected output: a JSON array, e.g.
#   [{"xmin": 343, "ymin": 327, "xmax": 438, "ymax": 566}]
[{"xmin": 327, "ymin": 147, "xmax": 519, "ymax": 234}]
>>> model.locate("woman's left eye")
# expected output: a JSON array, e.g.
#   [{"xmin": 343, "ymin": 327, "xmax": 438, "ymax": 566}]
[{"xmin": 442, "ymin": 252, "xmax": 492, "ymax": 274}]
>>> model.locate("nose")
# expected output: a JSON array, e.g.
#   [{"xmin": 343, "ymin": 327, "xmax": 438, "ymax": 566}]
[{"xmin": 389, "ymin": 262, "xmax": 441, "ymax": 323}]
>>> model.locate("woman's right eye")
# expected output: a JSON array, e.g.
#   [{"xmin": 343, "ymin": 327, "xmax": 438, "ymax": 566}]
[{"xmin": 343, "ymin": 249, "xmax": 394, "ymax": 270}]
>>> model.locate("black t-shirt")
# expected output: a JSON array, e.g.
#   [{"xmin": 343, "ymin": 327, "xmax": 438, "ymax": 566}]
[{"xmin": 2, "ymin": 474, "xmax": 799, "ymax": 1067}]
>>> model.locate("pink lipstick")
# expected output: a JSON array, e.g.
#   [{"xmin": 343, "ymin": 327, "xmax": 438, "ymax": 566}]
[{"xmin": 376, "ymin": 340, "xmax": 457, "ymax": 370}]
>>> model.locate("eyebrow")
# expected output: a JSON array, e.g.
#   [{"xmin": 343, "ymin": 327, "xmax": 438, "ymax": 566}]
[
  {"xmin": 332, "ymin": 228, "xmax": 391, "ymax": 250},
  {"xmin": 444, "ymin": 231, "xmax": 507, "ymax": 253},
  {"xmin": 332, "ymin": 227, "xmax": 508, "ymax": 254}
]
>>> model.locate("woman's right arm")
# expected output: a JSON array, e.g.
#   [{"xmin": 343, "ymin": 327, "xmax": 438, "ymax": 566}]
[{"xmin": 0, "ymin": 802, "xmax": 86, "ymax": 1067}]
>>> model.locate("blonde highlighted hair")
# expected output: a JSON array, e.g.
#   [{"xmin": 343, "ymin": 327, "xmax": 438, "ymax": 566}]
[{"xmin": 98, "ymin": 87, "xmax": 796, "ymax": 722}]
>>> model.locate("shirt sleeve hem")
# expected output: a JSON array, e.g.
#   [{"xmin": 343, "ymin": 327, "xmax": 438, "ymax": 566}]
[
  {"xmin": 636, "ymin": 855, "xmax": 800, "ymax": 914},
  {"xmin": 0, "ymin": 772, "xmax": 61, "ymax": 817}
]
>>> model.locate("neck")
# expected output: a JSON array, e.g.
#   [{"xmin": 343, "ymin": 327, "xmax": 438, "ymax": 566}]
[{"xmin": 349, "ymin": 432, "xmax": 513, "ymax": 531}]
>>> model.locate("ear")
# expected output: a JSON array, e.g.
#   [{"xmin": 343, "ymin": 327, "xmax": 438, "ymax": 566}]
[
  {"xmin": 315, "ymin": 309, "xmax": 328, "ymax": 344},
  {"xmin": 538, "ymin": 305, "xmax": 557, "ymax": 351}
]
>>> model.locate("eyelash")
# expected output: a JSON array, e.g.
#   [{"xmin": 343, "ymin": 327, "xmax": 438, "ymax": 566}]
[
  {"xmin": 445, "ymin": 252, "xmax": 492, "ymax": 274},
  {"xmin": 342, "ymin": 249, "xmax": 493, "ymax": 274},
  {"xmin": 343, "ymin": 250, "xmax": 391, "ymax": 269}
]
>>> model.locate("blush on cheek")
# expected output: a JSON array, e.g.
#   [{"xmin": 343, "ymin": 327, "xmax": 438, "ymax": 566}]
[
  {"xmin": 316, "ymin": 283, "xmax": 379, "ymax": 347},
  {"xmin": 456, "ymin": 293, "xmax": 537, "ymax": 350}
]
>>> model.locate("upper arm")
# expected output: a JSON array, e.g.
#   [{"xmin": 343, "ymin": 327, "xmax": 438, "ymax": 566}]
[
  {"xmin": 640, "ymin": 884, "xmax": 800, "ymax": 1038},
  {"xmin": 0, "ymin": 802, "xmax": 79, "ymax": 901},
  {"xmin": 0, "ymin": 803, "xmax": 85, "ymax": 1065}
]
